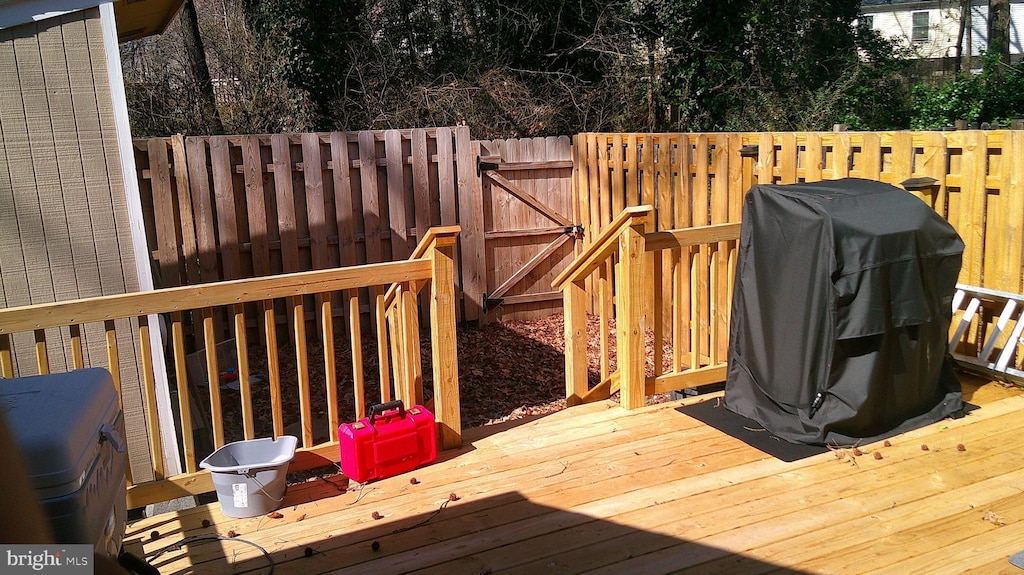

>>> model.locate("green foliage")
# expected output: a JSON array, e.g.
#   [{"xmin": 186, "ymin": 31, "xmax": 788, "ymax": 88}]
[
  {"xmin": 910, "ymin": 54, "xmax": 1024, "ymax": 129},
  {"xmin": 123, "ymin": 0, "xmax": 914, "ymax": 136},
  {"xmin": 659, "ymin": 0, "xmax": 910, "ymax": 131}
]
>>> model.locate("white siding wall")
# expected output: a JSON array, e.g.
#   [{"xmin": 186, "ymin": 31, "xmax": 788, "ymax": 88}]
[{"xmin": 862, "ymin": 1, "xmax": 1024, "ymax": 58}]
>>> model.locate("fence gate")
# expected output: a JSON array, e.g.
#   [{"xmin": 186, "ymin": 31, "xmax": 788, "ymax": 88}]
[{"xmin": 476, "ymin": 137, "xmax": 578, "ymax": 321}]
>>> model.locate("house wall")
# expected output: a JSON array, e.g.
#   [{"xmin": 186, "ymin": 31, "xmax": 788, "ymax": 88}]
[
  {"xmin": 0, "ymin": 8, "xmax": 155, "ymax": 482},
  {"xmin": 862, "ymin": 1, "xmax": 1024, "ymax": 61}
]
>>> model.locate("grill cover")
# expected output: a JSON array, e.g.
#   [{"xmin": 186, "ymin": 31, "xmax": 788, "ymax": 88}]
[{"xmin": 724, "ymin": 178, "xmax": 964, "ymax": 445}]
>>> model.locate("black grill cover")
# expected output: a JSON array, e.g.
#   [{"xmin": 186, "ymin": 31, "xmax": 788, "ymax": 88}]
[{"xmin": 724, "ymin": 178, "xmax": 964, "ymax": 445}]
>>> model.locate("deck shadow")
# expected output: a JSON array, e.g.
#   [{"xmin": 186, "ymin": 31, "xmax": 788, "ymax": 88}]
[{"xmin": 157, "ymin": 491, "xmax": 815, "ymax": 575}]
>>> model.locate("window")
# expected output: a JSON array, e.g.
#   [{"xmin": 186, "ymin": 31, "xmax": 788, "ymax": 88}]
[
  {"xmin": 858, "ymin": 15, "xmax": 874, "ymax": 33},
  {"xmin": 912, "ymin": 11, "xmax": 930, "ymax": 43}
]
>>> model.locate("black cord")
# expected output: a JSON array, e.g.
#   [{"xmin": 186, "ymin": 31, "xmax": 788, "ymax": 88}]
[{"xmin": 148, "ymin": 534, "xmax": 275, "ymax": 575}]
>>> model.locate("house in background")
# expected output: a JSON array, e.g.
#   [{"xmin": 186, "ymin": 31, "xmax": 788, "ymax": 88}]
[
  {"xmin": 860, "ymin": 0, "xmax": 1024, "ymax": 73},
  {"xmin": 0, "ymin": 0, "xmax": 184, "ymax": 481}
]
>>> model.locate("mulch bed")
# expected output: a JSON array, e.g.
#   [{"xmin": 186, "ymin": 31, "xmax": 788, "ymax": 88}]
[{"xmin": 194, "ymin": 312, "xmax": 675, "ymax": 451}]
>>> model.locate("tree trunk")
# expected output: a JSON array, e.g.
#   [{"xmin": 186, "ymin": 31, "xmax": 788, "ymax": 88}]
[
  {"xmin": 180, "ymin": 0, "xmax": 226, "ymax": 134},
  {"xmin": 989, "ymin": 0, "xmax": 1011, "ymax": 72},
  {"xmin": 955, "ymin": 0, "xmax": 969, "ymax": 74}
]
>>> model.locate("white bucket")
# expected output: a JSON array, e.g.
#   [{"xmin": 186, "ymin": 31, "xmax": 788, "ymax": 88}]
[{"xmin": 199, "ymin": 436, "xmax": 297, "ymax": 518}]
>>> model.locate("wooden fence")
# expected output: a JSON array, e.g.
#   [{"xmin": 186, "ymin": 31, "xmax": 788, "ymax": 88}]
[
  {"xmin": 573, "ymin": 130, "xmax": 1024, "ymax": 387},
  {"xmin": 575, "ymin": 130, "xmax": 1024, "ymax": 296},
  {"xmin": 133, "ymin": 129, "xmax": 575, "ymax": 328}
]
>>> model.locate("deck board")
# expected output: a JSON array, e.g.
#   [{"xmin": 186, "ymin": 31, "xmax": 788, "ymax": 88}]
[{"xmin": 125, "ymin": 389, "xmax": 1024, "ymax": 575}]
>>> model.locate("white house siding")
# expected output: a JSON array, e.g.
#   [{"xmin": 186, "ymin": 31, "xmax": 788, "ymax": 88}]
[{"xmin": 861, "ymin": 1, "xmax": 1024, "ymax": 59}]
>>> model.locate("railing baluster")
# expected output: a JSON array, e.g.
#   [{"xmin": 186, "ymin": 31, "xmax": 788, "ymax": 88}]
[
  {"xmin": 293, "ymin": 295, "xmax": 313, "ymax": 447},
  {"xmin": 672, "ymin": 249, "xmax": 685, "ymax": 373},
  {"xmin": 263, "ymin": 299, "xmax": 284, "ymax": 438},
  {"xmin": 69, "ymin": 324, "xmax": 84, "ymax": 369},
  {"xmin": 321, "ymin": 293, "xmax": 339, "ymax": 442},
  {"xmin": 34, "ymin": 329, "xmax": 49, "ymax": 375},
  {"xmin": 202, "ymin": 307, "xmax": 224, "ymax": 448},
  {"xmin": 690, "ymin": 246, "xmax": 702, "ymax": 369},
  {"xmin": 401, "ymin": 282, "xmax": 422, "ymax": 406},
  {"xmin": 387, "ymin": 295, "xmax": 405, "ymax": 404},
  {"xmin": 103, "ymin": 320, "xmax": 130, "ymax": 484},
  {"xmin": 349, "ymin": 291, "xmax": 367, "ymax": 419},
  {"xmin": 599, "ymin": 262, "xmax": 612, "ymax": 381},
  {"xmin": 170, "ymin": 312, "xmax": 196, "ymax": 473},
  {"xmin": 0, "ymin": 333, "xmax": 14, "ymax": 378},
  {"xmin": 138, "ymin": 316, "xmax": 165, "ymax": 480},
  {"xmin": 103, "ymin": 320, "xmax": 122, "ymax": 402},
  {"xmin": 653, "ymin": 251, "xmax": 664, "ymax": 376},
  {"xmin": 709, "ymin": 248, "xmax": 721, "ymax": 366},
  {"xmin": 234, "ymin": 304, "xmax": 254, "ymax": 440},
  {"xmin": 374, "ymin": 286, "xmax": 391, "ymax": 402}
]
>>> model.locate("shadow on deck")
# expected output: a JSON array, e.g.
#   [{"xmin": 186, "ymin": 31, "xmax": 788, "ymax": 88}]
[{"xmin": 137, "ymin": 492, "xmax": 813, "ymax": 574}]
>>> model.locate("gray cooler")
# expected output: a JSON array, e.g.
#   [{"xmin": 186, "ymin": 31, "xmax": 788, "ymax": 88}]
[{"xmin": 0, "ymin": 368, "xmax": 128, "ymax": 556}]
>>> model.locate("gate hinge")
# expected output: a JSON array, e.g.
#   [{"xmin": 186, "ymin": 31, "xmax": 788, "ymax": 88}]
[
  {"xmin": 477, "ymin": 156, "xmax": 500, "ymax": 176},
  {"xmin": 483, "ymin": 293, "xmax": 504, "ymax": 313}
]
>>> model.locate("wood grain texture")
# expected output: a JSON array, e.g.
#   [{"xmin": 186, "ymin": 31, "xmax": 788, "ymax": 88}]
[
  {"xmin": 455, "ymin": 127, "xmax": 485, "ymax": 321},
  {"xmin": 124, "ymin": 384, "xmax": 1024, "ymax": 575}
]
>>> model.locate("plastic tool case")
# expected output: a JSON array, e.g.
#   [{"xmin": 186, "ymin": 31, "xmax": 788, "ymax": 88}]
[
  {"xmin": 0, "ymin": 368, "xmax": 127, "ymax": 556},
  {"xmin": 339, "ymin": 400, "xmax": 436, "ymax": 482}
]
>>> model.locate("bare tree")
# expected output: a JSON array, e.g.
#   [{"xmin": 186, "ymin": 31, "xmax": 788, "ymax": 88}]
[
  {"xmin": 955, "ymin": 0, "xmax": 971, "ymax": 73},
  {"xmin": 179, "ymin": 0, "xmax": 225, "ymax": 133}
]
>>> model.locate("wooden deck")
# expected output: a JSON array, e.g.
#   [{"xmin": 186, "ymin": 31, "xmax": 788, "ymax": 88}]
[{"xmin": 126, "ymin": 380, "xmax": 1024, "ymax": 575}]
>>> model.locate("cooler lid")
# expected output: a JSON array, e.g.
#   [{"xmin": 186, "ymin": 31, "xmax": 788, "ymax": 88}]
[{"xmin": 0, "ymin": 368, "xmax": 120, "ymax": 493}]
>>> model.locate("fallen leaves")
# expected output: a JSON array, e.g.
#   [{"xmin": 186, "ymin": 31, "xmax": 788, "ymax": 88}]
[{"xmin": 983, "ymin": 511, "xmax": 1007, "ymax": 526}]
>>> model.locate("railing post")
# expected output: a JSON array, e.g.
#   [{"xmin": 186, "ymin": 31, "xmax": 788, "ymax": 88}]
[
  {"xmin": 429, "ymin": 236, "xmax": 462, "ymax": 449},
  {"xmin": 618, "ymin": 222, "xmax": 647, "ymax": 410},
  {"xmin": 563, "ymin": 278, "xmax": 588, "ymax": 406}
]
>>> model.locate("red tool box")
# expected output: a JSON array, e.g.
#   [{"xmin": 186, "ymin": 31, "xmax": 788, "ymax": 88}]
[{"xmin": 339, "ymin": 401, "xmax": 437, "ymax": 483}]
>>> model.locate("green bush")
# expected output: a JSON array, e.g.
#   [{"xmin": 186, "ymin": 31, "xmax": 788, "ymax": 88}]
[{"xmin": 910, "ymin": 54, "xmax": 1024, "ymax": 129}]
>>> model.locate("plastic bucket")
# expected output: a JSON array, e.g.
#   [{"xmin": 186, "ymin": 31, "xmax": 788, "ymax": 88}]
[{"xmin": 199, "ymin": 436, "xmax": 298, "ymax": 518}]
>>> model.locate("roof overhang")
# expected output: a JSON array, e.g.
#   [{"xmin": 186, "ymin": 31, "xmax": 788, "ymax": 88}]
[{"xmin": 0, "ymin": 0, "xmax": 184, "ymax": 42}]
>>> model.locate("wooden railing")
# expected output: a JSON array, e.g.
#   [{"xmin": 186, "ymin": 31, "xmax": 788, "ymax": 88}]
[
  {"xmin": 553, "ymin": 206, "xmax": 740, "ymax": 409},
  {"xmin": 0, "ymin": 226, "xmax": 461, "ymax": 508}
]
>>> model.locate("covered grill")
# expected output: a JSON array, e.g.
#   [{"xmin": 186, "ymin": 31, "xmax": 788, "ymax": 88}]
[{"xmin": 724, "ymin": 178, "xmax": 964, "ymax": 445}]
